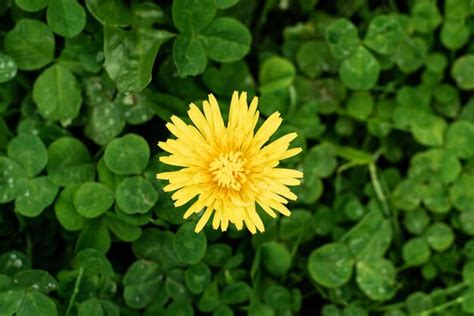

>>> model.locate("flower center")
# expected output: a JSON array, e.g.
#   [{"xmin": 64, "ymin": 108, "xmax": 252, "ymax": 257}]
[{"xmin": 209, "ymin": 151, "xmax": 247, "ymax": 191}]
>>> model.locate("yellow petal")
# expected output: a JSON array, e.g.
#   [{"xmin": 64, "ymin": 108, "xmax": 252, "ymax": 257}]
[{"xmin": 195, "ymin": 207, "xmax": 214, "ymax": 233}]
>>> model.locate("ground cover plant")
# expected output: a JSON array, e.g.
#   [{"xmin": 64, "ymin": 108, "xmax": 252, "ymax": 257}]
[{"xmin": 1, "ymin": 0, "xmax": 474, "ymax": 315}]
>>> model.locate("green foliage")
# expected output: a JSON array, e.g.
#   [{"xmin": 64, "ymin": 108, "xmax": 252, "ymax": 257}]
[{"xmin": 0, "ymin": 1, "xmax": 473, "ymax": 315}]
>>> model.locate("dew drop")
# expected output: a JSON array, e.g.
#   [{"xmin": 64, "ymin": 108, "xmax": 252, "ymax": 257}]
[{"xmin": 12, "ymin": 259, "xmax": 22, "ymax": 268}]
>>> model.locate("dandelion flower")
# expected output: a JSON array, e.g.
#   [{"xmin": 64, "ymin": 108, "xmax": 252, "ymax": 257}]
[{"xmin": 156, "ymin": 91, "xmax": 303, "ymax": 233}]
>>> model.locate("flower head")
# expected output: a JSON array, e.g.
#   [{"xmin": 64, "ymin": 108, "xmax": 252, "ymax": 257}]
[{"xmin": 157, "ymin": 91, "xmax": 303, "ymax": 233}]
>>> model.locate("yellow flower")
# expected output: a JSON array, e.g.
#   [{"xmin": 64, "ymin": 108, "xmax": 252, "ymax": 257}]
[{"xmin": 156, "ymin": 91, "xmax": 303, "ymax": 234}]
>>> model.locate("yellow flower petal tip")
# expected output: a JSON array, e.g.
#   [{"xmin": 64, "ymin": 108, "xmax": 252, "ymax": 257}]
[{"xmin": 156, "ymin": 91, "xmax": 303, "ymax": 234}]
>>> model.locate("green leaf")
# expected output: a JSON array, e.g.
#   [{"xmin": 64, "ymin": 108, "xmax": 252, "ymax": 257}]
[
  {"xmin": 185, "ymin": 262, "xmax": 211, "ymax": 294},
  {"xmin": 321, "ymin": 304, "xmax": 340, "ymax": 316},
  {"xmin": 216, "ymin": 0, "xmax": 239, "ymax": 9},
  {"xmin": 75, "ymin": 248, "xmax": 114, "ymax": 277},
  {"xmin": 85, "ymin": 0, "xmax": 132, "ymax": 26},
  {"xmin": 394, "ymin": 105, "xmax": 447, "ymax": 146},
  {"xmin": 259, "ymin": 56, "xmax": 296, "ymax": 93},
  {"xmin": 279, "ymin": 209, "xmax": 314, "ymax": 241},
  {"xmin": 296, "ymin": 40, "xmax": 334, "ymax": 79},
  {"xmin": 15, "ymin": 177, "xmax": 58, "ymax": 217},
  {"xmin": 248, "ymin": 301, "xmax": 274, "ymax": 316},
  {"xmin": 462, "ymin": 288, "xmax": 474, "ymax": 313},
  {"xmin": 341, "ymin": 210, "xmax": 392, "ymax": 260},
  {"xmin": 405, "ymin": 292, "xmax": 432, "ymax": 314},
  {"xmin": 263, "ymin": 284, "xmax": 292, "ymax": 310},
  {"xmin": 97, "ymin": 158, "xmax": 124, "ymax": 191},
  {"xmin": 450, "ymin": 173, "xmax": 474, "ymax": 212},
  {"xmin": 47, "ymin": 0, "xmax": 86, "ymax": 38},
  {"xmin": 410, "ymin": 111, "xmax": 446, "ymax": 146},
  {"xmin": 433, "ymin": 83, "xmax": 460, "ymax": 118},
  {"xmin": 356, "ymin": 258, "xmax": 396, "ymax": 301},
  {"xmin": 308, "ymin": 78, "xmax": 347, "ymax": 114},
  {"xmin": 78, "ymin": 299, "xmax": 104, "ymax": 316},
  {"xmin": 334, "ymin": 146, "xmax": 373, "ymax": 165},
  {"xmin": 260, "ymin": 242, "xmax": 291, "ymax": 277},
  {"xmin": 104, "ymin": 212, "xmax": 142, "ymax": 242},
  {"xmin": 47, "ymin": 137, "xmax": 95, "ymax": 187},
  {"xmin": 167, "ymin": 301, "xmax": 194, "ymax": 316},
  {"xmin": 132, "ymin": 229, "xmax": 183, "ymax": 270},
  {"xmin": 132, "ymin": 3, "xmax": 166, "ymax": 29},
  {"xmin": 16, "ymin": 292, "xmax": 57, "ymax": 316},
  {"xmin": 346, "ymin": 91, "xmax": 374, "ymax": 120},
  {"xmin": 363, "ymin": 15, "xmax": 403, "ymax": 55},
  {"xmin": 0, "ymin": 157, "xmax": 27, "ymax": 203},
  {"xmin": 342, "ymin": 305, "xmax": 368, "ymax": 316},
  {"xmin": 84, "ymin": 102, "xmax": 125, "ymax": 146},
  {"xmin": 308, "ymin": 242, "xmax": 354, "ymax": 288},
  {"xmin": 165, "ymin": 269, "xmax": 190, "ymax": 302},
  {"xmin": 115, "ymin": 92, "xmax": 154, "ymax": 125},
  {"xmin": 73, "ymin": 182, "xmax": 115, "ymax": 218},
  {"xmin": 213, "ymin": 305, "xmax": 233, "ymax": 316},
  {"xmin": 13, "ymin": 269, "xmax": 58, "ymax": 293},
  {"xmin": 80, "ymin": 300, "xmax": 118, "ymax": 316},
  {"xmin": 339, "ymin": 46, "xmax": 380, "ymax": 90},
  {"xmin": 293, "ymin": 158, "xmax": 323, "ymax": 204},
  {"xmin": 198, "ymin": 282, "xmax": 220, "ymax": 312},
  {"xmin": 288, "ymin": 103, "xmax": 325, "ymax": 139},
  {"xmin": 200, "ymin": 17, "xmax": 251, "ymax": 63},
  {"xmin": 440, "ymin": 20, "xmax": 470, "ymax": 51},
  {"xmin": 75, "ymin": 219, "xmax": 111, "ymax": 253},
  {"xmin": 425, "ymin": 53, "xmax": 447, "ymax": 73},
  {"xmin": 425, "ymin": 223, "xmax": 454, "ymax": 252},
  {"xmin": 123, "ymin": 260, "xmax": 162, "ymax": 309},
  {"xmin": 409, "ymin": 149, "xmax": 461, "ymax": 184},
  {"xmin": 7, "ymin": 134, "xmax": 47, "ymax": 177},
  {"xmin": 172, "ymin": 34, "xmax": 207, "ymax": 77},
  {"xmin": 451, "ymin": 55, "xmax": 474, "ymax": 90},
  {"xmin": 403, "ymin": 209, "xmax": 430, "ymax": 235},
  {"xmin": 410, "ymin": 2, "xmax": 441, "ymax": 33},
  {"xmin": 104, "ymin": 133, "xmax": 150, "ymax": 175},
  {"xmin": 174, "ymin": 222, "xmax": 207, "ymax": 264},
  {"xmin": 0, "ymin": 54, "xmax": 18, "ymax": 83},
  {"xmin": 221, "ymin": 281, "xmax": 251, "ymax": 304},
  {"xmin": 445, "ymin": 0, "xmax": 470, "ymax": 19},
  {"xmin": 393, "ymin": 37, "xmax": 427, "ymax": 73},
  {"xmin": 402, "ymin": 238, "xmax": 431, "ymax": 266},
  {"xmin": 202, "ymin": 61, "xmax": 255, "ymax": 96},
  {"xmin": 422, "ymin": 176, "xmax": 450, "ymax": 214},
  {"xmin": 392, "ymin": 178, "xmax": 422, "ymax": 211},
  {"xmin": 462, "ymin": 261, "xmax": 474, "ymax": 287},
  {"xmin": 0, "ymin": 283, "xmax": 23, "ymax": 315},
  {"xmin": 4, "ymin": 19, "xmax": 55, "ymax": 70},
  {"xmin": 15, "ymin": 0, "xmax": 48, "ymax": 12},
  {"xmin": 116, "ymin": 176, "xmax": 158, "ymax": 215},
  {"xmin": 325, "ymin": 18, "xmax": 359, "ymax": 59},
  {"xmin": 204, "ymin": 244, "xmax": 232, "ymax": 267},
  {"xmin": 104, "ymin": 26, "xmax": 173, "ymax": 92},
  {"xmin": 33, "ymin": 64, "xmax": 82, "ymax": 122},
  {"xmin": 54, "ymin": 186, "xmax": 87, "ymax": 231},
  {"xmin": 305, "ymin": 144, "xmax": 337, "ymax": 178},
  {"xmin": 172, "ymin": 0, "xmax": 216, "ymax": 33}
]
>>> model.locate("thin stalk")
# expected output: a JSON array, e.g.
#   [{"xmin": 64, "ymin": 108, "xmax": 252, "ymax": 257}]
[{"xmin": 65, "ymin": 267, "xmax": 84, "ymax": 316}]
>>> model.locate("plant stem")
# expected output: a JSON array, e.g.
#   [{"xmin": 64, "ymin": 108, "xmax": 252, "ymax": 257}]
[
  {"xmin": 369, "ymin": 163, "xmax": 403, "ymax": 248},
  {"xmin": 65, "ymin": 267, "xmax": 84, "ymax": 316},
  {"xmin": 414, "ymin": 296, "xmax": 463, "ymax": 316},
  {"xmin": 369, "ymin": 164, "xmax": 389, "ymax": 216}
]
